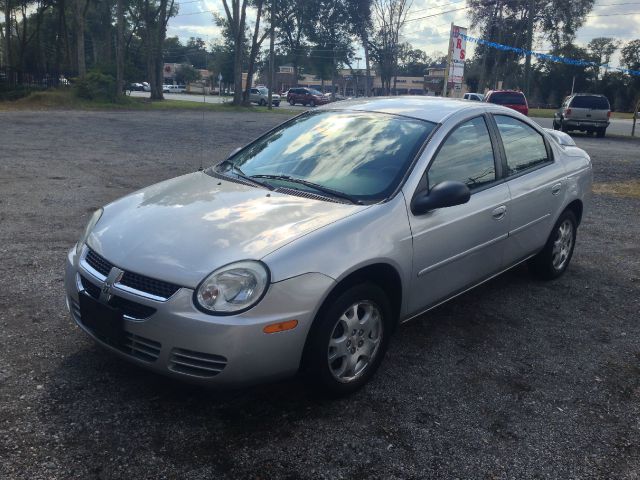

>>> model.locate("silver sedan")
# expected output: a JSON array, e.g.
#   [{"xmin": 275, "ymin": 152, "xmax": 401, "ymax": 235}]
[{"xmin": 64, "ymin": 97, "xmax": 592, "ymax": 395}]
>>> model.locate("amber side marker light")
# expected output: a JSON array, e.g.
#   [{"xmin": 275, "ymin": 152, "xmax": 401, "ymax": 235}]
[{"xmin": 263, "ymin": 320, "xmax": 298, "ymax": 334}]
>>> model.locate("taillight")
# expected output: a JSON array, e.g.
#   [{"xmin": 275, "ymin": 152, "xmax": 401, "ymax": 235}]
[
  {"xmin": 607, "ymin": 111, "xmax": 611, "ymax": 118},
  {"xmin": 565, "ymin": 108, "xmax": 571, "ymax": 116}
]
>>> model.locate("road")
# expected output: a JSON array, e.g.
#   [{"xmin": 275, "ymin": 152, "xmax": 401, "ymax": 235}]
[
  {"xmin": 132, "ymin": 91, "xmax": 637, "ymax": 136},
  {"xmin": 1, "ymin": 109, "xmax": 639, "ymax": 479}
]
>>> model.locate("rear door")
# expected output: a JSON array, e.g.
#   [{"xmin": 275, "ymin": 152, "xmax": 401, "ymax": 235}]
[
  {"xmin": 406, "ymin": 115, "xmax": 511, "ymax": 314},
  {"xmin": 491, "ymin": 114, "xmax": 566, "ymax": 264}
]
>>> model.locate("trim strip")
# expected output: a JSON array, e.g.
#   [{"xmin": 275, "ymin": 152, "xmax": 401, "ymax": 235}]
[
  {"xmin": 417, "ymin": 233, "xmax": 508, "ymax": 277},
  {"xmin": 509, "ymin": 213, "xmax": 551, "ymax": 236}
]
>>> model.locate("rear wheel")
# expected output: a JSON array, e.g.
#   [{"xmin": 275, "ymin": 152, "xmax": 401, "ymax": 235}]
[
  {"xmin": 597, "ymin": 128, "xmax": 606, "ymax": 138},
  {"xmin": 304, "ymin": 283, "xmax": 392, "ymax": 396},
  {"xmin": 309, "ymin": 100, "xmax": 316, "ymax": 107},
  {"xmin": 552, "ymin": 120, "xmax": 559, "ymax": 130},
  {"xmin": 528, "ymin": 210, "xmax": 577, "ymax": 280},
  {"xmin": 289, "ymin": 99, "xmax": 296, "ymax": 106},
  {"xmin": 560, "ymin": 121, "xmax": 569, "ymax": 133}
]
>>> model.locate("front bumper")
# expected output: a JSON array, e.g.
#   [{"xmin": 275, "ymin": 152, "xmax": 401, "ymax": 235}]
[{"xmin": 64, "ymin": 247, "xmax": 335, "ymax": 386}]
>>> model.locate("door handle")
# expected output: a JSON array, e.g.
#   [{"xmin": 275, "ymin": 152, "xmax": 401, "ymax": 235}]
[
  {"xmin": 551, "ymin": 183, "xmax": 562, "ymax": 195},
  {"xmin": 492, "ymin": 205, "xmax": 507, "ymax": 220}
]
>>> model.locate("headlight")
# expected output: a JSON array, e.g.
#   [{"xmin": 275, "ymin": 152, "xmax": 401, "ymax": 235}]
[
  {"xmin": 76, "ymin": 208, "xmax": 103, "ymax": 255},
  {"xmin": 195, "ymin": 261, "xmax": 270, "ymax": 314}
]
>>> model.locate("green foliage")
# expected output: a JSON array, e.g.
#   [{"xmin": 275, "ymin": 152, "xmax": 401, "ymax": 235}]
[
  {"xmin": 74, "ymin": 71, "xmax": 117, "ymax": 102},
  {"xmin": 175, "ymin": 63, "xmax": 201, "ymax": 84}
]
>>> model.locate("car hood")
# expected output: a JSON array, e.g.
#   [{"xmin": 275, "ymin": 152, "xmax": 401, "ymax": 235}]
[{"xmin": 87, "ymin": 172, "xmax": 365, "ymax": 288}]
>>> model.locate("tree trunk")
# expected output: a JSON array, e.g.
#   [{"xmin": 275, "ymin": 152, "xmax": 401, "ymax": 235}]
[
  {"xmin": 115, "ymin": 0, "xmax": 124, "ymax": 96},
  {"xmin": 4, "ymin": 0, "xmax": 11, "ymax": 68},
  {"xmin": 243, "ymin": 0, "xmax": 264, "ymax": 105},
  {"xmin": 523, "ymin": 0, "xmax": 535, "ymax": 95},
  {"xmin": 362, "ymin": 31, "xmax": 371, "ymax": 96},
  {"xmin": 75, "ymin": 0, "xmax": 87, "ymax": 78}
]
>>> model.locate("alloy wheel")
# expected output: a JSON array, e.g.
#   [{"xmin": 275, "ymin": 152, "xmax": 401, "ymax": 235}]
[
  {"xmin": 552, "ymin": 219, "xmax": 574, "ymax": 270},
  {"xmin": 327, "ymin": 301, "xmax": 383, "ymax": 383}
]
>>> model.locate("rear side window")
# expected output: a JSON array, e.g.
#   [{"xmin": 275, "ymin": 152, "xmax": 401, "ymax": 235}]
[
  {"xmin": 428, "ymin": 116, "xmax": 496, "ymax": 190},
  {"xmin": 570, "ymin": 95, "xmax": 609, "ymax": 109},
  {"xmin": 489, "ymin": 92, "xmax": 526, "ymax": 105},
  {"xmin": 494, "ymin": 115, "xmax": 549, "ymax": 175}
]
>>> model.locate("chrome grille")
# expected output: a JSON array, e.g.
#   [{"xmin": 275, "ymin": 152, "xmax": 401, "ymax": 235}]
[
  {"xmin": 169, "ymin": 348, "xmax": 227, "ymax": 377},
  {"xmin": 84, "ymin": 248, "xmax": 181, "ymax": 300}
]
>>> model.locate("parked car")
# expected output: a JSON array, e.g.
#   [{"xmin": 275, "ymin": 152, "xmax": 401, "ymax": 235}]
[
  {"xmin": 65, "ymin": 97, "xmax": 591, "ymax": 395},
  {"xmin": 287, "ymin": 87, "xmax": 330, "ymax": 106},
  {"xmin": 463, "ymin": 92, "xmax": 484, "ymax": 101},
  {"xmin": 163, "ymin": 84, "xmax": 186, "ymax": 93},
  {"xmin": 142, "ymin": 82, "xmax": 151, "ymax": 92},
  {"xmin": 553, "ymin": 93, "xmax": 611, "ymax": 137},
  {"xmin": 249, "ymin": 86, "xmax": 280, "ymax": 106},
  {"xmin": 484, "ymin": 90, "xmax": 528, "ymax": 115},
  {"xmin": 128, "ymin": 83, "xmax": 145, "ymax": 92}
]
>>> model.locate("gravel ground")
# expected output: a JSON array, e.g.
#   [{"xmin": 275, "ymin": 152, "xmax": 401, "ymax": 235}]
[{"xmin": 0, "ymin": 110, "xmax": 639, "ymax": 479}]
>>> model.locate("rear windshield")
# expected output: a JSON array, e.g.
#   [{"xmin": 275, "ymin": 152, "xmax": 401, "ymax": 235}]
[
  {"xmin": 488, "ymin": 92, "xmax": 526, "ymax": 105},
  {"xmin": 570, "ymin": 95, "xmax": 610, "ymax": 109}
]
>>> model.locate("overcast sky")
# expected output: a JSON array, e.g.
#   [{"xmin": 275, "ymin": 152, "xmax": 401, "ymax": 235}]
[{"xmin": 167, "ymin": 0, "xmax": 640, "ymax": 68}]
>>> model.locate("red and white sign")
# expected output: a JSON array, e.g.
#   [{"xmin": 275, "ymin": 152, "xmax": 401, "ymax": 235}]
[{"xmin": 449, "ymin": 25, "xmax": 467, "ymax": 84}]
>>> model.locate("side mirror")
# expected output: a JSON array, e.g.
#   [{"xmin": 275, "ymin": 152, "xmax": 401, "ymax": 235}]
[{"xmin": 411, "ymin": 180, "xmax": 471, "ymax": 215}]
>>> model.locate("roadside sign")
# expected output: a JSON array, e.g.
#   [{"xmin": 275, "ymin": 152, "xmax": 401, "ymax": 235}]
[{"xmin": 217, "ymin": 73, "xmax": 223, "ymax": 81}]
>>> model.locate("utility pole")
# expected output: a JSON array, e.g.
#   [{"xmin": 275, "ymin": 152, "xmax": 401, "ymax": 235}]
[
  {"xmin": 524, "ymin": 0, "xmax": 535, "ymax": 95},
  {"xmin": 267, "ymin": 0, "xmax": 275, "ymax": 110},
  {"xmin": 442, "ymin": 23, "xmax": 453, "ymax": 97}
]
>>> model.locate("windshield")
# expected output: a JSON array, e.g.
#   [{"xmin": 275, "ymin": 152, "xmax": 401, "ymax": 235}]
[
  {"xmin": 258, "ymin": 87, "xmax": 269, "ymax": 94},
  {"xmin": 489, "ymin": 92, "xmax": 526, "ymax": 105},
  {"xmin": 210, "ymin": 111, "xmax": 435, "ymax": 203}
]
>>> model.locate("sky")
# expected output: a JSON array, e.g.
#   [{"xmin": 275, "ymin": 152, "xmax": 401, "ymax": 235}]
[{"xmin": 167, "ymin": 0, "xmax": 640, "ymax": 69}]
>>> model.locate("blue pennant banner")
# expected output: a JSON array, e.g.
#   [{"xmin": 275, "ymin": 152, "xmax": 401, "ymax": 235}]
[{"xmin": 460, "ymin": 33, "xmax": 640, "ymax": 77}]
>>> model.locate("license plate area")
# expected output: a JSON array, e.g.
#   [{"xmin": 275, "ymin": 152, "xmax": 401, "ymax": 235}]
[{"xmin": 79, "ymin": 292, "xmax": 125, "ymax": 344}]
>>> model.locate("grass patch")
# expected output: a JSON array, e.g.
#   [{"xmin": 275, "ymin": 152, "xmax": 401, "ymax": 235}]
[
  {"xmin": 592, "ymin": 180, "xmax": 640, "ymax": 199},
  {"xmin": 0, "ymin": 88, "xmax": 295, "ymax": 114},
  {"xmin": 530, "ymin": 108, "xmax": 637, "ymax": 120}
]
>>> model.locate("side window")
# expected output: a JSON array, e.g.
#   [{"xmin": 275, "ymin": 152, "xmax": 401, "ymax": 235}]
[
  {"xmin": 494, "ymin": 115, "xmax": 549, "ymax": 175},
  {"xmin": 428, "ymin": 116, "xmax": 496, "ymax": 190}
]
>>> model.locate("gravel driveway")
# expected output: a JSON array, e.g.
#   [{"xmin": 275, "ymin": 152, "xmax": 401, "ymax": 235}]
[{"xmin": 0, "ymin": 110, "xmax": 639, "ymax": 479}]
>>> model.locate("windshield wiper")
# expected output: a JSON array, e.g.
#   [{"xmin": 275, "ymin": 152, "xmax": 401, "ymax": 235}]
[
  {"xmin": 215, "ymin": 160, "xmax": 274, "ymax": 190},
  {"xmin": 251, "ymin": 174, "xmax": 363, "ymax": 205}
]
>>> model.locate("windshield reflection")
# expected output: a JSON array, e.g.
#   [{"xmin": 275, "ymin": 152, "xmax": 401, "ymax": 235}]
[{"xmin": 210, "ymin": 111, "xmax": 435, "ymax": 202}]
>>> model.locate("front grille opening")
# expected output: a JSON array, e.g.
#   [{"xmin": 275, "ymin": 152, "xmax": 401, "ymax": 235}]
[
  {"xmin": 85, "ymin": 249, "xmax": 113, "ymax": 277},
  {"xmin": 79, "ymin": 275, "xmax": 157, "ymax": 319},
  {"xmin": 169, "ymin": 348, "xmax": 227, "ymax": 378}
]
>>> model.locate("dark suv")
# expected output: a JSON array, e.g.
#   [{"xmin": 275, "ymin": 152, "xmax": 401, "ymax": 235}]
[
  {"xmin": 287, "ymin": 88, "xmax": 329, "ymax": 107},
  {"xmin": 553, "ymin": 94, "xmax": 610, "ymax": 137},
  {"xmin": 484, "ymin": 90, "xmax": 529, "ymax": 116}
]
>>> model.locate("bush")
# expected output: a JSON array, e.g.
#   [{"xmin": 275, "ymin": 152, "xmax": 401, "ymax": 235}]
[{"xmin": 74, "ymin": 70, "xmax": 116, "ymax": 101}]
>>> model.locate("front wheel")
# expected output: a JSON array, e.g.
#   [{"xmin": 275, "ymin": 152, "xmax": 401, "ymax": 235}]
[
  {"xmin": 304, "ymin": 283, "xmax": 392, "ymax": 396},
  {"xmin": 259, "ymin": 99, "xmax": 266, "ymax": 106},
  {"xmin": 528, "ymin": 210, "xmax": 577, "ymax": 280}
]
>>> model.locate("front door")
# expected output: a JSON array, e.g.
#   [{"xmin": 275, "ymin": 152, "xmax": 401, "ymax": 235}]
[{"xmin": 405, "ymin": 115, "xmax": 511, "ymax": 315}]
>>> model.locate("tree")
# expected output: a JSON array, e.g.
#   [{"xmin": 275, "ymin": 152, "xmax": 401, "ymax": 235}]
[
  {"xmin": 243, "ymin": 0, "xmax": 269, "ymax": 105},
  {"xmin": 175, "ymin": 62, "xmax": 200, "ymax": 84},
  {"xmin": 220, "ymin": 0, "xmax": 249, "ymax": 105},
  {"xmin": 368, "ymin": 0, "xmax": 411, "ymax": 94},
  {"xmin": 588, "ymin": 37, "xmax": 619, "ymax": 83},
  {"xmin": 467, "ymin": 0, "xmax": 595, "ymax": 93}
]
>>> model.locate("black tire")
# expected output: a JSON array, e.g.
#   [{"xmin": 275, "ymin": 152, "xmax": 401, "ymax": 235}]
[
  {"xmin": 528, "ymin": 209, "xmax": 578, "ymax": 280},
  {"xmin": 587, "ymin": 130, "xmax": 595, "ymax": 136},
  {"xmin": 309, "ymin": 100, "xmax": 316, "ymax": 107},
  {"xmin": 597, "ymin": 128, "xmax": 606, "ymax": 138},
  {"xmin": 304, "ymin": 283, "xmax": 393, "ymax": 397},
  {"xmin": 259, "ymin": 99, "xmax": 266, "ymax": 106},
  {"xmin": 552, "ymin": 120, "xmax": 559, "ymax": 130},
  {"xmin": 289, "ymin": 99, "xmax": 295, "ymax": 106},
  {"xmin": 560, "ymin": 121, "xmax": 569, "ymax": 133}
]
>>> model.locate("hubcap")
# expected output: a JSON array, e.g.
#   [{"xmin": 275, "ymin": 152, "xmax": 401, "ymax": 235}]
[
  {"xmin": 327, "ymin": 301, "xmax": 383, "ymax": 383},
  {"xmin": 552, "ymin": 219, "xmax": 573, "ymax": 270}
]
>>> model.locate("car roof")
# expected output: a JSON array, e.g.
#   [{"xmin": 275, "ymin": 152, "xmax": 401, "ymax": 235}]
[{"xmin": 322, "ymin": 96, "xmax": 500, "ymax": 123}]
